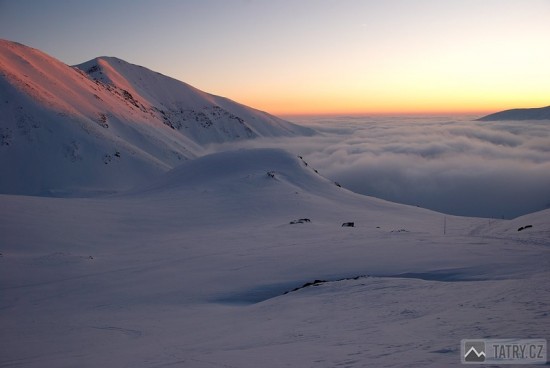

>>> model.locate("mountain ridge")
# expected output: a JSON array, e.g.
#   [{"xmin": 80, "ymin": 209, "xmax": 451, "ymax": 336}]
[
  {"xmin": 75, "ymin": 56, "xmax": 314, "ymax": 142},
  {"xmin": 478, "ymin": 105, "xmax": 550, "ymax": 121},
  {"xmin": 0, "ymin": 39, "xmax": 314, "ymax": 196}
]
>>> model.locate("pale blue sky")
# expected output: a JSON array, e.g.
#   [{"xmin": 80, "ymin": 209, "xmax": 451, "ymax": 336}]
[{"xmin": 1, "ymin": 0, "xmax": 549, "ymax": 114}]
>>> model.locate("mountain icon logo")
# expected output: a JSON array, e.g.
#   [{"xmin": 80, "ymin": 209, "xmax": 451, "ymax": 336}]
[{"xmin": 464, "ymin": 341, "xmax": 486, "ymax": 362}]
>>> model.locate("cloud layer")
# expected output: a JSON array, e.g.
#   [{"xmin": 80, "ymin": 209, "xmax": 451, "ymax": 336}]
[{"xmin": 210, "ymin": 116, "xmax": 550, "ymax": 219}]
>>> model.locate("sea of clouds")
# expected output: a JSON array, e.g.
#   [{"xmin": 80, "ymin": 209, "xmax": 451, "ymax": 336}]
[{"xmin": 210, "ymin": 115, "xmax": 550, "ymax": 219}]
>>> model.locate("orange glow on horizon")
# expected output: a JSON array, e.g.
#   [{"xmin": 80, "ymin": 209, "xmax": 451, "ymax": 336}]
[
  {"xmin": 220, "ymin": 50, "xmax": 550, "ymax": 117},
  {"xmin": 3, "ymin": 0, "xmax": 548, "ymax": 121},
  {"xmin": 167, "ymin": 1, "xmax": 549, "ymax": 120},
  {"xmin": 236, "ymin": 94, "xmax": 549, "ymax": 118}
]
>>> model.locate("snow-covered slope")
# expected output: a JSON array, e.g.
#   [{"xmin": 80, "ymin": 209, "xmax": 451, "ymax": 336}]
[
  {"xmin": 478, "ymin": 105, "xmax": 550, "ymax": 121},
  {"xmin": 130, "ymin": 148, "xmax": 452, "ymax": 234},
  {"xmin": 0, "ymin": 39, "xmax": 313, "ymax": 196},
  {"xmin": 76, "ymin": 57, "xmax": 314, "ymax": 144},
  {"xmin": 1, "ymin": 147, "xmax": 548, "ymax": 367},
  {"xmin": 1, "ymin": 38, "xmax": 548, "ymax": 367},
  {"xmin": 4, "ymin": 147, "xmax": 467, "ymax": 257}
]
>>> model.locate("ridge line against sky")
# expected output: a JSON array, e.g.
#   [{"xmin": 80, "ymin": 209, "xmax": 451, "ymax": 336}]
[{"xmin": 1, "ymin": 0, "xmax": 549, "ymax": 116}]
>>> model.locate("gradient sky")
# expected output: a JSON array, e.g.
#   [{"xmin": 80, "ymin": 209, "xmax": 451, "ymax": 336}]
[{"xmin": 1, "ymin": 0, "xmax": 549, "ymax": 115}]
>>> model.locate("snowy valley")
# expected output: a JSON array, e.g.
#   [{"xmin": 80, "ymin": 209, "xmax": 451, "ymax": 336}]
[{"xmin": 1, "ymin": 40, "xmax": 549, "ymax": 367}]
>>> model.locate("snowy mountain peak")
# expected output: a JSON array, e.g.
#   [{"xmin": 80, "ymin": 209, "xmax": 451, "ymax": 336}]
[
  {"xmin": 75, "ymin": 56, "xmax": 314, "ymax": 143},
  {"xmin": 0, "ymin": 39, "xmax": 314, "ymax": 196}
]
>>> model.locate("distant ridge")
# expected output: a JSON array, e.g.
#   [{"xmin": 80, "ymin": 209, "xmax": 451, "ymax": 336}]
[{"xmin": 478, "ymin": 105, "xmax": 550, "ymax": 121}]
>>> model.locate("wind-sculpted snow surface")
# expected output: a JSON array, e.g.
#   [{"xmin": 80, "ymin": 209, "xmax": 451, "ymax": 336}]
[
  {"xmin": 1, "ymin": 148, "xmax": 549, "ymax": 367},
  {"xmin": 0, "ymin": 39, "xmax": 314, "ymax": 196}
]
